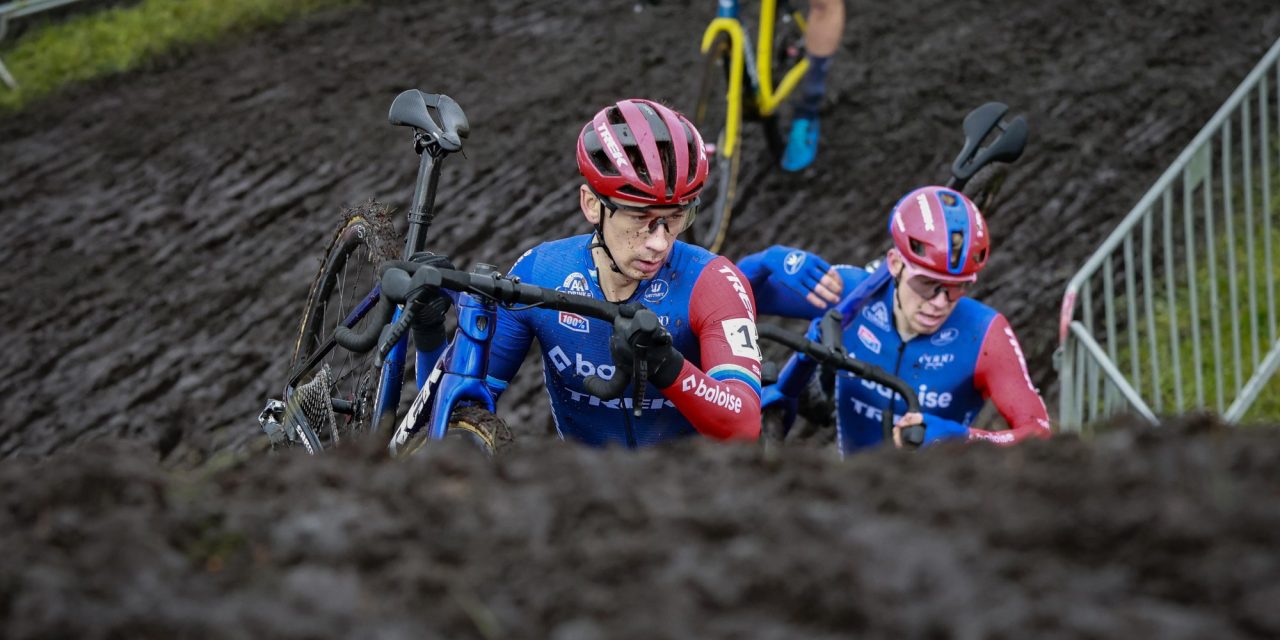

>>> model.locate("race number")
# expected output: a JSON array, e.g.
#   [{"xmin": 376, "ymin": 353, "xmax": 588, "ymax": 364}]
[{"xmin": 721, "ymin": 318, "xmax": 761, "ymax": 360}]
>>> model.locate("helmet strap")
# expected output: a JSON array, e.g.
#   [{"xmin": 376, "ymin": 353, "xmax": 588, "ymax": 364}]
[
  {"xmin": 589, "ymin": 203, "xmax": 624, "ymax": 275},
  {"xmin": 889, "ymin": 266, "xmax": 918, "ymax": 342}
]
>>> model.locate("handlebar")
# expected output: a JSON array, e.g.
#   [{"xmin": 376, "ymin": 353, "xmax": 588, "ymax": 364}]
[
  {"xmin": 758, "ymin": 311, "xmax": 926, "ymax": 448},
  {"xmin": 335, "ymin": 261, "xmax": 666, "ymax": 417}
]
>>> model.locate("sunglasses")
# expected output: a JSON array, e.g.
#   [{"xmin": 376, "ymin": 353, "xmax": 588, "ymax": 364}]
[
  {"xmin": 594, "ymin": 191, "xmax": 699, "ymax": 235},
  {"xmin": 897, "ymin": 260, "xmax": 974, "ymax": 302}
]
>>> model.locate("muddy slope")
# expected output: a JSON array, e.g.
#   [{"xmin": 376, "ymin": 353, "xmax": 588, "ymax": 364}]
[{"xmin": 1, "ymin": 1, "xmax": 1279, "ymax": 637}]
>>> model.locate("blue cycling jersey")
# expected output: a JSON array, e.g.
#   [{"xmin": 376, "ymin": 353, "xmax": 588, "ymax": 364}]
[
  {"xmin": 829, "ymin": 267, "xmax": 992, "ymax": 452},
  {"xmin": 741, "ymin": 250, "xmax": 1050, "ymax": 453},
  {"xmin": 485, "ymin": 234, "xmax": 764, "ymax": 448}
]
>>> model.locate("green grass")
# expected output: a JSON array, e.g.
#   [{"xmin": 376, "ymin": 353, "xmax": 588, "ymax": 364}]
[
  {"xmin": 0, "ymin": 0, "xmax": 361, "ymax": 112},
  {"xmin": 1104, "ymin": 145, "xmax": 1280, "ymax": 425},
  {"xmin": 1142, "ymin": 217, "xmax": 1280, "ymax": 424}
]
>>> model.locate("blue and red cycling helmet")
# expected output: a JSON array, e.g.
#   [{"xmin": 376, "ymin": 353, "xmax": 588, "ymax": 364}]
[
  {"xmin": 576, "ymin": 99, "xmax": 708, "ymax": 206},
  {"xmin": 888, "ymin": 186, "xmax": 990, "ymax": 281}
]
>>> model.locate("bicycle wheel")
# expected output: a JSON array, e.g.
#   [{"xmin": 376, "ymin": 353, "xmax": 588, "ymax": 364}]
[
  {"xmin": 690, "ymin": 33, "xmax": 741, "ymax": 255},
  {"xmin": 399, "ymin": 404, "xmax": 513, "ymax": 458},
  {"xmin": 290, "ymin": 202, "xmax": 400, "ymax": 447}
]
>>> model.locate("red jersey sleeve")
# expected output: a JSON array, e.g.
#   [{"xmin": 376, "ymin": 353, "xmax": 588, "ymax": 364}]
[
  {"xmin": 971, "ymin": 314, "xmax": 1052, "ymax": 444},
  {"xmin": 657, "ymin": 257, "xmax": 763, "ymax": 441}
]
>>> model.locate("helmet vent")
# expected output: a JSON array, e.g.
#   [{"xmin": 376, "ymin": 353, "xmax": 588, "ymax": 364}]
[
  {"xmin": 909, "ymin": 239, "xmax": 927, "ymax": 259},
  {"xmin": 628, "ymin": 145, "xmax": 652, "ymax": 186},
  {"xmin": 949, "ymin": 232, "xmax": 965, "ymax": 270},
  {"xmin": 683, "ymin": 122, "xmax": 699, "ymax": 186},
  {"xmin": 617, "ymin": 185, "xmax": 648, "ymax": 199},
  {"xmin": 590, "ymin": 147, "xmax": 619, "ymax": 177}
]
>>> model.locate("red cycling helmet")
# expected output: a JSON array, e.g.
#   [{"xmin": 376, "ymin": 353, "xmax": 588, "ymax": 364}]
[
  {"xmin": 576, "ymin": 99, "xmax": 708, "ymax": 206},
  {"xmin": 888, "ymin": 185, "xmax": 990, "ymax": 282}
]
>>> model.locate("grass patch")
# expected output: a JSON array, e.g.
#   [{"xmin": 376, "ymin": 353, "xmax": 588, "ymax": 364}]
[
  {"xmin": 1096, "ymin": 136, "xmax": 1280, "ymax": 427},
  {"xmin": 0, "ymin": 0, "xmax": 361, "ymax": 112}
]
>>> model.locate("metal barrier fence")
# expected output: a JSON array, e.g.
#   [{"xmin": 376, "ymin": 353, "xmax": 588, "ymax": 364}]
[
  {"xmin": 0, "ymin": 0, "xmax": 90, "ymax": 89},
  {"xmin": 1058, "ymin": 37, "xmax": 1280, "ymax": 431}
]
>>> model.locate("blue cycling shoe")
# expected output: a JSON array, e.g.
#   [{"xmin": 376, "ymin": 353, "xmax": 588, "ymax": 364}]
[{"xmin": 781, "ymin": 116, "xmax": 820, "ymax": 172}]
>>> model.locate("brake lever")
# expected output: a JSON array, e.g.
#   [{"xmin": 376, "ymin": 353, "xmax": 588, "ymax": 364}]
[
  {"xmin": 377, "ymin": 291, "xmax": 417, "ymax": 365},
  {"xmin": 628, "ymin": 309, "xmax": 659, "ymax": 417}
]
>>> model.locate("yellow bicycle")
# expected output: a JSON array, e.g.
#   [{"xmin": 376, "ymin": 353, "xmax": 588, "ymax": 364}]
[{"xmin": 690, "ymin": 0, "xmax": 809, "ymax": 253}]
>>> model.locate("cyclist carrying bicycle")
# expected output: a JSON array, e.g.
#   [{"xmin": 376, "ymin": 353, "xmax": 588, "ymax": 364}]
[
  {"xmin": 738, "ymin": 186, "xmax": 1051, "ymax": 452},
  {"xmin": 414, "ymin": 99, "xmax": 764, "ymax": 448},
  {"xmin": 781, "ymin": 0, "xmax": 844, "ymax": 171}
]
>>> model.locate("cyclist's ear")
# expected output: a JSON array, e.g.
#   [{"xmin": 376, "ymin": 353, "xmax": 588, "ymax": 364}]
[{"xmin": 580, "ymin": 185, "xmax": 603, "ymax": 225}]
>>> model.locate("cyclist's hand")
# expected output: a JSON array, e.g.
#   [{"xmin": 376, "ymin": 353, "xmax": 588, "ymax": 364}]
[
  {"xmin": 608, "ymin": 314, "xmax": 685, "ymax": 389},
  {"xmin": 762, "ymin": 245, "xmax": 842, "ymax": 309},
  {"xmin": 408, "ymin": 252, "xmax": 455, "ymax": 352},
  {"xmin": 891, "ymin": 412, "xmax": 925, "ymax": 449}
]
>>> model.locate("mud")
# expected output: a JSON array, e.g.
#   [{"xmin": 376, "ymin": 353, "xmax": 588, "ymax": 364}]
[{"xmin": 2, "ymin": 0, "xmax": 1279, "ymax": 637}]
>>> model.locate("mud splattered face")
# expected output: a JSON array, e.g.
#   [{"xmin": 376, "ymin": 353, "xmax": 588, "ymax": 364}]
[{"xmin": 582, "ymin": 188, "xmax": 695, "ymax": 282}]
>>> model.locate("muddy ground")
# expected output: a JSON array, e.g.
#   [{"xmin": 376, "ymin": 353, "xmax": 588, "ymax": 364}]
[{"xmin": 2, "ymin": 0, "xmax": 1279, "ymax": 637}]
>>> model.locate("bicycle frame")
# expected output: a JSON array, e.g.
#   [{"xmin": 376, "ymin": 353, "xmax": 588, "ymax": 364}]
[
  {"xmin": 700, "ymin": 0, "xmax": 809, "ymax": 159},
  {"xmin": 282, "ymin": 91, "xmax": 464, "ymax": 437},
  {"xmin": 369, "ymin": 129, "xmax": 457, "ymax": 435},
  {"xmin": 388, "ymin": 287, "xmax": 498, "ymax": 452}
]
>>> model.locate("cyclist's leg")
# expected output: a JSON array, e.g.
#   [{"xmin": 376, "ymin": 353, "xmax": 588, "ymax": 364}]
[{"xmin": 782, "ymin": 0, "xmax": 845, "ymax": 171}]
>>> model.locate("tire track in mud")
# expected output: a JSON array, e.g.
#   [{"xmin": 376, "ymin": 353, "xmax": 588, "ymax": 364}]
[{"xmin": 2, "ymin": 2, "xmax": 1280, "ymax": 634}]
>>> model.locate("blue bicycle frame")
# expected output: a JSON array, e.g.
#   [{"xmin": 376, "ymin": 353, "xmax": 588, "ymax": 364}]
[
  {"xmin": 387, "ymin": 288, "xmax": 498, "ymax": 451},
  {"xmin": 280, "ymin": 90, "xmax": 474, "ymax": 446}
]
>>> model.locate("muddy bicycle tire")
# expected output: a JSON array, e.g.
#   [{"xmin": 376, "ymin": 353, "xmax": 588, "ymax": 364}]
[
  {"xmin": 399, "ymin": 405, "xmax": 514, "ymax": 458},
  {"xmin": 289, "ymin": 203, "xmax": 400, "ymax": 447}
]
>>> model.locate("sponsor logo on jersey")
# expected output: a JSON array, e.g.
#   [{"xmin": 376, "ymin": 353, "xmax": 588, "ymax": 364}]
[
  {"xmin": 783, "ymin": 250, "xmax": 806, "ymax": 275},
  {"xmin": 566, "ymin": 389, "xmax": 675, "ymax": 411},
  {"xmin": 1005, "ymin": 326, "xmax": 1046, "ymax": 405},
  {"xmin": 596, "ymin": 121, "xmax": 630, "ymax": 169},
  {"xmin": 917, "ymin": 353, "xmax": 956, "ymax": 370},
  {"xmin": 681, "ymin": 374, "xmax": 743, "ymax": 413},
  {"xmin": 717, "ymin": 265, "xmax": 755, "ymax": 320},
  {"xmin": 863, "ymin": 301, "xmax": 891, "ymax": 331},
  {"xmin": 658, "ymin": 315, "xmax": 670, "ymax": 327},
  {"xmin": 548, "ymin": 346, "xmax": 615, "ymax": 380},
  {"xmin": 559, "ymin": 311, "xmax": 589, "ymax": 333},
  {"xmin": 643, "ymin": 278, "xmax": 670, "ymax": 303},
  {"xmin": 930, "ymin": 327, "xmax": 960, "ymax": 346},
  {"xmin": 857, "ymin": 325, "xmax": 881, "ymax": 354},
  {"xmin": 559, "ymin": 272, "xmax": 590, "ymax": 295},
  {"xmin": 860, "ymin": 379, "xmax": 953, "ymax": 409}
]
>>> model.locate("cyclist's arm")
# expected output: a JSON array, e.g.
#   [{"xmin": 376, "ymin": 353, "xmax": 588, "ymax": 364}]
[
  {"xmin": 483, "ymin": 250, "xmax": 539, "ymax": 401},
  {"xmin": 969, "ymin": 314, "xmax": 1053, "ymax": 444},
  {"xmin": 658, "ymin": 258, "xmax": 763, "ymax": 441},
  {"xmin": 737, "ymin": 246, "xmax": 850, "ymax": 318}
]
